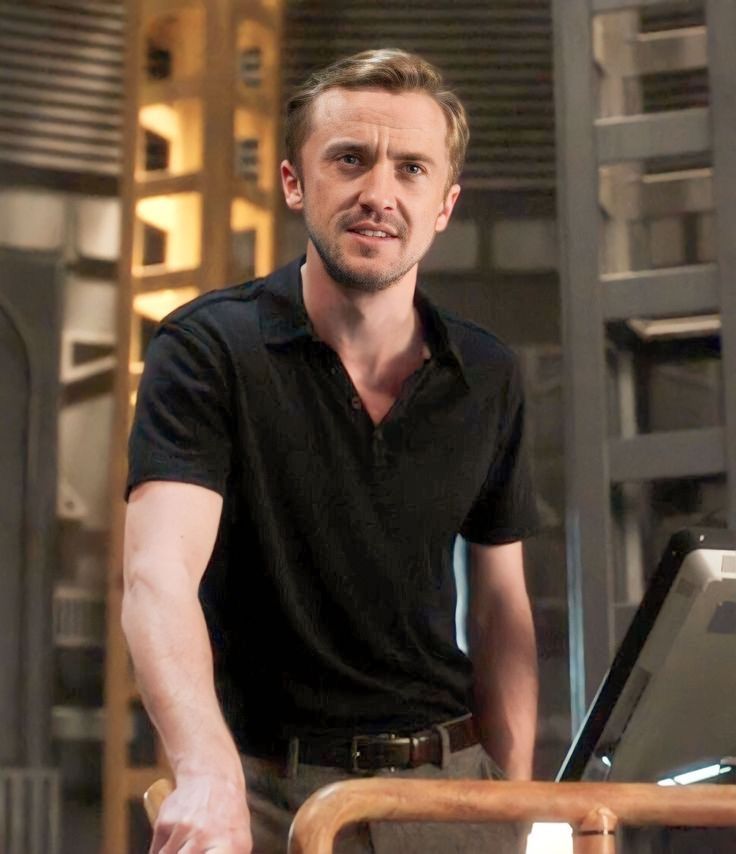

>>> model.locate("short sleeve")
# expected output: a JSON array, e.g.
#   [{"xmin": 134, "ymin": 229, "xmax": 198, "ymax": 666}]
[
  {"xmin": 459, "ymin": 359, "xmax": 539, "ymax": 544},
  {"xmin": 126, "ymin": 320, "xmax": 232, "ymax": 499}
]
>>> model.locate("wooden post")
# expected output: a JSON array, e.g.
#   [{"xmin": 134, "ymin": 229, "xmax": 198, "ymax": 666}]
[
  {"xmin": 573, "ymin": 806, "xmax": 618, "ymax": 854},
  {"xmin": 103, "ymin": 1, "xmax": 283, "ymax": 850}
]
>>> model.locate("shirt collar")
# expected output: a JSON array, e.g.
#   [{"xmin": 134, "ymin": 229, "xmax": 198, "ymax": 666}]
[
  {"xmin": 259, "ymin": 256, "xmax": 317, "ymax": 347},
  {"xmin": 260, "ymin": 256, "xmax": 468, "ymax": 386}
]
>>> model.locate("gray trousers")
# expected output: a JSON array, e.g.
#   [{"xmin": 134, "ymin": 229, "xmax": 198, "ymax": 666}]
[{"xmin": 242, "ymin": 735, "xmax": 527, "ymax": 854}]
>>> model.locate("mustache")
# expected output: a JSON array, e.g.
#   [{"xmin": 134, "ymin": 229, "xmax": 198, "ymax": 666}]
[{"xmin": 338, "ymin": 211, "xmax": 407, "ymax": 239}]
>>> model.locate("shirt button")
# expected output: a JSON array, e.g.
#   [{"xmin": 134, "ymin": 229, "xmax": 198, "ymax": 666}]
[{"xmin": 351, "ymin": 395, "xmax": 362, "ymax": 410}]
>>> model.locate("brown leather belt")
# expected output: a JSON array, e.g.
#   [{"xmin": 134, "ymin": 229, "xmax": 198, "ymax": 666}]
[{"xmin": 296, "ymin": 715, "xmax": 479, "ymax": 772}]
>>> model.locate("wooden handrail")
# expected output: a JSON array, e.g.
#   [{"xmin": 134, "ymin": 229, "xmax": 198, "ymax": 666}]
[
  {"xmin": 286, "ymin": 779, "xmax": 736, "ymax": 854},
  {"xmin": 143, "ymin": 778, "xmax": 173, "ymax": 826},
  {"xmin": 143, "ymin": 776, "xmax": 736, "ymax": 854}
]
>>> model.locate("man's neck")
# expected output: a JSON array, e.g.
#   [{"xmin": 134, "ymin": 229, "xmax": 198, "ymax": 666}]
[{"xmin": 300, "ymin": 247, "xmax": 428, "ymax": 386}]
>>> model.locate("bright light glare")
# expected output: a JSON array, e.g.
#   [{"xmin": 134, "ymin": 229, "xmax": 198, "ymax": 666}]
[
  {"xmin": 525, "ymin": 822, "xmax": 573, "ymax": 854},
  {"xmin": 601, "ymin": 755, "xmax": 612, "ymax": 768},
  {"xmin": 674, "ymin": 764, "xmax": 730, "ymax": 785},
  {"xmin": 657, "ymin": 763, "xmax": 731, "ymax": 787}
]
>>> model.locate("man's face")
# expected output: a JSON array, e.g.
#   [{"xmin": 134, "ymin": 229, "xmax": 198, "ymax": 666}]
[{"xmin": 281, "ymin": 86, "xmax": 461, "ymax": 292}]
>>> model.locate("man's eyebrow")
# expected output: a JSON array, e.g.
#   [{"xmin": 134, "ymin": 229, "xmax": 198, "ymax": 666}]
[
  {"xmin": 393, "ymin": 151, "xmax": 437, "ymax": 167},
  {"xmin": 322, "ymin": 140, "xmax": 369, "ymax": 158}
]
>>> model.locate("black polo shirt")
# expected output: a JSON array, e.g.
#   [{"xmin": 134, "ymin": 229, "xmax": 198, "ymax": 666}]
[{"xmin": 127, "ymin": 256, "xmax": 538, "ymax": 752}]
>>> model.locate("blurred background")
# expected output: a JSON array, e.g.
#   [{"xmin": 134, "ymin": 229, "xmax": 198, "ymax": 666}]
[{"xmin": 0, "ymin": 0, "xmax": 734, "ymax": 851}]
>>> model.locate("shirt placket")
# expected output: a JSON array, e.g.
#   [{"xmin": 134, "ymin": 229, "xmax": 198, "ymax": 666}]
[{"xmin": 318, "ymin": 343, "xmax": 437, "ymax": 468}]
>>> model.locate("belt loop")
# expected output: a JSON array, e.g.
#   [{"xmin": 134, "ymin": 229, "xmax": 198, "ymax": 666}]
[
  {"xmin": 432, "ymin": 722, "xmax": 451, "ymax": 770},
  {"xmin": 285, "ymin": 737, "xmax": 300, "ymax": 779}
]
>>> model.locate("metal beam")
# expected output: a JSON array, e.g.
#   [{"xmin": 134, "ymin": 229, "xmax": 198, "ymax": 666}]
[
  {"xmin": 596, "ymin": 108, "xmax": 710, "ymax": 163},
  {"xmin": 600, "ymin": 168, "xmax": 712, "ymax": 220},
  {"xmin": 640, "ymin": 168, "xmax": 712, "ymax": 217},
  {"xmin": 707, "ymin": 0, "xmax": 736, "ymax": 530},
  {"xmin": 597, "ymin": 26, "xmax": 707, "ymax": 77},
  {"xmin": 609, "ymin": 427, "xmax": 726, "ymax": 482},
  {"xmin": 601, "ymin": 264, "xmax": 720, "ymax": 321},
  {"xmin": 554, "ymin": 0, "xmax": 614, "ymax": 731},
  {"xmin": 633, "ymin": 27, "xmax": 707, "ymax": 76}
]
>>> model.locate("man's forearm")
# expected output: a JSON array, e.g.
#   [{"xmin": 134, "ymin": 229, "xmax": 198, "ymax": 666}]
[
  {"xmin": 121, "ymin": 571, "xmax": 244, "ymax": 786},
  {"xmin": 469, "ymin": 599, "xmax": 538, "ymax": 780}
]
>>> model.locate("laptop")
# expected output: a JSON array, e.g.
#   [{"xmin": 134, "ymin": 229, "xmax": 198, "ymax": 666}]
[{"xmin": 558, "ymin": 528, "xmax": 736, "ymax": 785}]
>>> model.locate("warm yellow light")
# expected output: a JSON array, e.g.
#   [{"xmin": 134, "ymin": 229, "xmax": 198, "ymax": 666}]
[
  {"xmin": 133, "ymin": 287, "xmax": 200, "ymax": 322},
  {"xmin": 140, "ymin": 104, "xmax": 178, "ymax": 139},
  {"xmin": 234, "ymin": 108, "xmax": 260, "ymax": 139},
  {"xmin": 231, "ymin": 197, "xmax": 269, "ymax": 231},
  {"xmin": 231, "ymin": 198, "xmax": 273, "ymax": 276},
  {"xmin": 138, "ymin": 195, "xmax": 179, "ymax": 230},
  {"xmin": 139, "ymin": 100, "xmax": 202, "ymax": 173},
  {"xmin": 136, "ymin": 193, "xmax": 201, "ymax": 270}
]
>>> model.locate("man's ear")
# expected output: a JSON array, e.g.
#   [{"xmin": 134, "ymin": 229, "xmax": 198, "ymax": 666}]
[
  {"xmin": 281, "ymin": 160, "xmax": 304, "ymax": 211},
  {"xmin": 435, "ymin": 183, "xmax": 461, "ymax": 233}
]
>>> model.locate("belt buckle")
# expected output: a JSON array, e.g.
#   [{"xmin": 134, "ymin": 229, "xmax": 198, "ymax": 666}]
[
  {"xmin": 351, "ymin": 733, "xmax": 413, "ymax": 773},
  {"xmin": 408, "ymin": 734, "xmax": 423, "ymax": 768},
  {"xmin": 350, "ymin": 734, "xmax": 372, "ymax": 774}
]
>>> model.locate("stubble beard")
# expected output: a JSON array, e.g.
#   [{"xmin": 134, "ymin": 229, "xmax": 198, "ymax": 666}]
[{"xmin": 304, "ymin": 208, "xmax": 433, "ymax": 294}]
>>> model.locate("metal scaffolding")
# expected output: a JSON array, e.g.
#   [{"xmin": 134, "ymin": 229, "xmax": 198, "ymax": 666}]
[{"xmin": 553, "ymin": 0, "xmax": 736, "ymax": 729}]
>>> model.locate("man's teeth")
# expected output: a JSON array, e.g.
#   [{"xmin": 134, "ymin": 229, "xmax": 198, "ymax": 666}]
[{"xmin": 355, "ymin": 229, "xmax": 391, "ymax": 238}]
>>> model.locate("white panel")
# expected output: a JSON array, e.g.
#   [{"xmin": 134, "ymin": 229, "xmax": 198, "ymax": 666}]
[
  {"xmin": 58, "ymin": 395, "xmax": 115, "ymax": 531},
  {"xmin": 0, "ymin": 188, "xmax": 66, "ymax": 250},
  {"xmin": 75, "ymin": 196, "xmax": 121, "ymax": 260},
  {"xmin": 423, "ymin": 219, "xmax": 478, "ymax": 273},
  {"xmin": 492, "ymin": 217, "xmax": 557, "ymax": 271},
  {"xmin": 64, "ymin": 275, "xmax": 118, "ymax": 336}
]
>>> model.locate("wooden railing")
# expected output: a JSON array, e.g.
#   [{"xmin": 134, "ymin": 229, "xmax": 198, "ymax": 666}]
[{"xmin": 145, "ymin": 777, "xmax": 736, "ymax": 854}]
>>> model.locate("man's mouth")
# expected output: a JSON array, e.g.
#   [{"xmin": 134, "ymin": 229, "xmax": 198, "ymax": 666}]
[{"xmin": 349, "ymin": 228, "xmax": 395, "ymax": 239}]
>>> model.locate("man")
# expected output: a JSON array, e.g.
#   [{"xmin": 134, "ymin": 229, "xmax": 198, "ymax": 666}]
[{"xmin": 123, "ymin": 48, "xmax": 539, "ymax": 854}]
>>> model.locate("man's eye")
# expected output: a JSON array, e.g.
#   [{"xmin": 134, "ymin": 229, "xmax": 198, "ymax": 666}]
[
  {"xmin": 340, "ymin": 154, "xmax": 360, "ymax": 165},
  {"xmin": 404, "ymin": 164, "xmax": 423, "ymax": 175}
]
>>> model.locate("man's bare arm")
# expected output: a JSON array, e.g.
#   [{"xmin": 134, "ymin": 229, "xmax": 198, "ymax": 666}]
[
  {"xmin": 122, "ymin": 480, "xmax": 252, "ymax": 852},
  {"xmin": 467, "ymin": 540, "xmax": 538, "ymax": 781}
]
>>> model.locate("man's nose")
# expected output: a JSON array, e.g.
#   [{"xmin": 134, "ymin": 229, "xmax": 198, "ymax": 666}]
[{"xmin": 357, "ymin": 163, "xmax": 396, "ymax": 212}]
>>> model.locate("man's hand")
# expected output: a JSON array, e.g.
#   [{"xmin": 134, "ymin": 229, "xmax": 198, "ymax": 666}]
[{"xmin": 150, "ymin": 774, "xmax": 253, "ymax": 854}]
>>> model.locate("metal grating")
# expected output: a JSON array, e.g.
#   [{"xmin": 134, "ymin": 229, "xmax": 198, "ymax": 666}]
[
  {"xmin": 53, "ymin": 584, "xmax": 106, "ymax": 648},
  {"xmin": 0, "ymin": 0, "xmax": 125, "ymax": 178},
  {"xmin": 0, "ymin": 1, "xmax": 709, "ymax": 190},
  {"xmin": 283, "ymin": 0, "xmax": 555, "ymax": 189},
  {"xmin": 0, "ymin": 767, "xmax": 60, "ymax": 854},
  {"xmin": 642, "ymin": 68, "xmax": 709, "ymax": 113},
  {"xmin": 640, "ymin": 2, "xmax": 708, "ymax": 115},
  {"xmin": 638, "ymin": 2, "xmax": 709, "ymax": 171},
  {"xmin": 640, "ymin": 1, "xmax": 705, "ymax": 32}
]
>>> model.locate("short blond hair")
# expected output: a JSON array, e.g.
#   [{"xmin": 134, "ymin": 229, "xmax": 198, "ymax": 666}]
[{"xmin": 285, "ymin": 49, "xmax": 469, "ymax": 188}]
